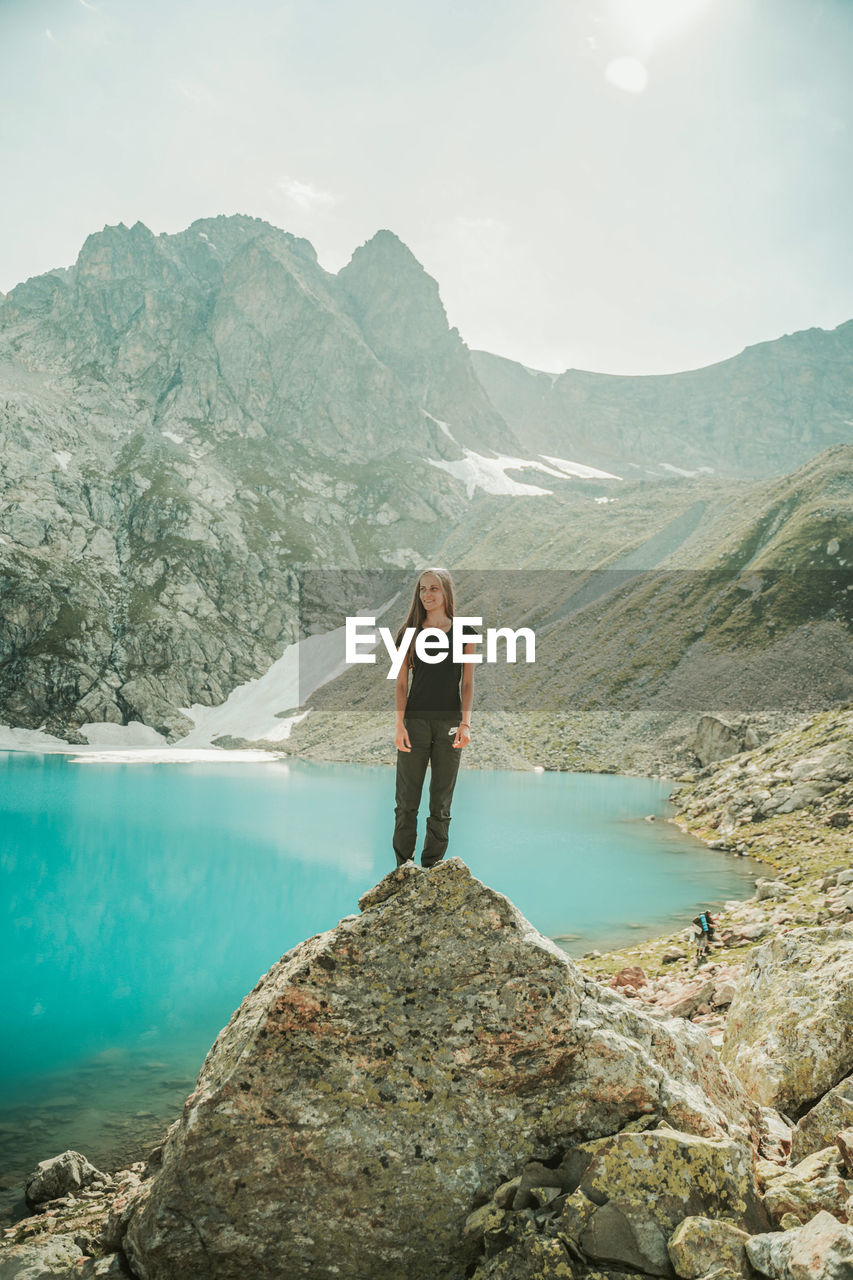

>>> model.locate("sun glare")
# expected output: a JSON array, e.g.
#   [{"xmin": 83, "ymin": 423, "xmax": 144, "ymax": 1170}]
[{"xmin": 610, "ymin": 0, "xmax": 713, "ymax": 52}]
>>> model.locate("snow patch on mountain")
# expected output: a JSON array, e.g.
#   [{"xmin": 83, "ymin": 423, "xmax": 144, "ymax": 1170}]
[
  {"xmin": 175, "ymin": 603, "xmax": 395, "ymax": 748},
  {"xmin": 540, "ymin": 454, "xmax": 621, "ymax": 480},
  {"xmin": 0, "ymin": 720, "xmax": 174, "ymax": 756},
  {"xmin": 659, "ymin": 462, "xmax": 715, "ymax": 478},
  {"xmin": 428, "ymin": 451, "xmax": 553, "ymax": 497},
  {"xmin": 428, "ymin": 448, "xmax": 623, "ymax": 497},
  {"xmin": 0, "ymin": 724, "xmax": 89, "ymax": 753}
]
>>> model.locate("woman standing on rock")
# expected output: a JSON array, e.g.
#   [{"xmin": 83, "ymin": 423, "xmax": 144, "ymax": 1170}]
[{"xmin": 393, "ymin": 568, "xmax": 474, "ymax": 868}]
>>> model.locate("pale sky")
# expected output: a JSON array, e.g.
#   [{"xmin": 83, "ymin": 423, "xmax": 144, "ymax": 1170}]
[{"xmin": 1, "ymin": 0, "xmax": 852, "ymax": 375}]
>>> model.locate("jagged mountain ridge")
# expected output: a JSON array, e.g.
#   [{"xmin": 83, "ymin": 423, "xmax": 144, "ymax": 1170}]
[
  {"xmin": 0, "ymin": 214, "xmax": 851, "ymax": 745},
  {"xmin": 0, "ymin": 216, "xmax": 543, "ymax": 738},
  {"xmin": 2, "ymin": 216, "xmax": 505, "ymax": 462},
  {"xmin": 473, "ymin": 323, "xmax": 853, "ymax": 479}
]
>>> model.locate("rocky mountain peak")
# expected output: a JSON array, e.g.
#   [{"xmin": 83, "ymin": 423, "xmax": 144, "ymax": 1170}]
[
  {"xmin": 338, "ymin": 227, "xmax": 453, "ymax": 348},
  {"xmin": 337, "ymin": 230, "xmax": 519, "ymax": 450},
  {"xmin": 180, "ymin": 214, "xmax": 320, "ymax": 268},
  {"xmin": 74, "ymin": 220, "xmax": 160, "ymax": 281},
  {"xmin": 351, "ymin": 226, "xmax": 422, "ymax": 265}
]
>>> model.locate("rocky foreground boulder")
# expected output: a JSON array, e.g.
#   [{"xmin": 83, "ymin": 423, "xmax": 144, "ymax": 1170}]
[
  {"xmin": 746, "ymin": 1210, "xmax": 853, "ymax": 1279},
  {"xmin": 24, "ymin": 1150, "xmax": 109, "ymax": 1209},
  {"xmin": 792, "ymin": 1075, "xmax": 853, "ymax": 1163},
  {"xmin": 721, "ymin": 926, "xmax": 853, "ymax": 1113},
  {"xmin": 462, "ymin": 1127, "xmax": 767, "ymax": 1277},
  {"xmin": 673, "ymin": 707, "xmax": 853, "ymax": 838},
  {"xmin": 122, "ymin": 860, "xmax": 758, "ymax": 1280}
]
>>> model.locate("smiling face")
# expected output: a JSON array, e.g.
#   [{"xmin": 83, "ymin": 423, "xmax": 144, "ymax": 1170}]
[{"xmin": 418, "ymin": 572, "xmax": 445, "ymax": 615}]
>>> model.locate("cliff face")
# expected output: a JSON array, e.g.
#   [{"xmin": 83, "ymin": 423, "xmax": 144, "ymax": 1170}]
[
  {"xmin": 123, "ymin": 860, "xmax": 757, "ymax": 1280},
  {"xmin": 0, "ymin": 218, "xmax": 522, "ymax": 739}
]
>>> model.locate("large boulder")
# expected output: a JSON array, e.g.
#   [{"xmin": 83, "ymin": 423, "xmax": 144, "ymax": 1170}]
[
  {"xmin": 561, "ymin": 1128, "xmax": 768, "ymax": 1276},
  {"xmin": 25, "ymin": 1150, "xmax": 108, "ymax": 1208},
  {"xmin": 667, "ymin": 1216, "xmax": 753, "ymax": 1280},
  {"xmin": 0, "ymin": 1232, "xmax": 85, "ymax": 1279},
  {"xmin": 124, "ymin": 860, "xmax": 756, "ymax": 1280},
  {"xmin": 791, "ymin": 1074, "xmax": 853, "ymax": 1163},
  {"xmin": 690, "ymin": 715, "xmax": 758, "ymax": 767},
  {"xmin": 721, "ymin": 926, "xmax": 853, "ymax": 1113},
  {"xmin": 746, "ymin": 1210, "xmax": 853, "ymax": 1279},
  {"xmin": 760, "ymin": 1146, "xmax": 851, "ymax": 1227}
]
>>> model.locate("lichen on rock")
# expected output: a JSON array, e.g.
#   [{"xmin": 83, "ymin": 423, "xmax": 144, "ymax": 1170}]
[
  {"xmin": 720, "ymin": 925, "xmax": 853, "ymax": 1113},
  {"xmin": 792, "ymin": 1073, "xmax": 853, "ymax": 1163},
  {"xmin": 745, "ymin": 1209, "xmax": 853, "ymax": 1279}
]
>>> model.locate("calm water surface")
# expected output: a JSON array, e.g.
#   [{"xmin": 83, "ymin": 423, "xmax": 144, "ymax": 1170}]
[{"xmin": 0, "ymin": 751, "xmax": 761, "ymax": 1209}]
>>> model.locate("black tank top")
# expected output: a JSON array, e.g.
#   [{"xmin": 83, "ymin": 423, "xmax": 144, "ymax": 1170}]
[{"xmin": 405, "ymin": 628, "xmax": 463, "ymax": 719}]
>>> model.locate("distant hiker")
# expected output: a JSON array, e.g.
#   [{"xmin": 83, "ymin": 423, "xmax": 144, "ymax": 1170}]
[
  {"xmin": 392, "ymin": 568, "xmax": 474, "ymax": 868},
  {"xmin": 692, "ymin": 909, "xmax": 716, "ymax": 964}
]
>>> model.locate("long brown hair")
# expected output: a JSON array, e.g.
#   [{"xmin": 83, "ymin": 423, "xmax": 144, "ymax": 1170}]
[{"xmin": 394, "ymin": 568, "xmax": 456, "ymax": 666}]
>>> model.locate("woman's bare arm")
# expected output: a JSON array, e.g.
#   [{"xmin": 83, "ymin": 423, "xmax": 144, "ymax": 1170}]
[
  {"xmin": 454, "ymin": 643, "xmax": 475, "ymax": 747},
  {"xmin": 394, "ymin": 651, "xmax": 412, "ymax": 751}
]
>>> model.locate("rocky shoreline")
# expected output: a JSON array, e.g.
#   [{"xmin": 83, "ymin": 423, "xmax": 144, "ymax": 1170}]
[
  {"xmin": 577, "ymin": 707, "xmax": 852, "ymax": 1009},
  {"xmin": 277, "ymin": 705, "xmax": 814, "ymax": 779},
  {"xmin": 2, "ymin": 707, "xmax": 851, "ymax": 1279}
]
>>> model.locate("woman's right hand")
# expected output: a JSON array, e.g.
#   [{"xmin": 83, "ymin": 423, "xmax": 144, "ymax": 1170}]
[{"xmin": 395, "ymin": 722, "xmax": 411, "ymax": 752}]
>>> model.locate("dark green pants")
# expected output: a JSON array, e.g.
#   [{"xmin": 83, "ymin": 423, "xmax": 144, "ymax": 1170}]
[{"xmin": 393, "ymin": 718, "xmax": 462, "ymax": 868}]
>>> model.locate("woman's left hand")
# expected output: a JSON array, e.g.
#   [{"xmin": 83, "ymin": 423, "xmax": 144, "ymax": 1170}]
[{"xmin": 452, "ymin": 724, "xmax": 470, "ymax": 749}]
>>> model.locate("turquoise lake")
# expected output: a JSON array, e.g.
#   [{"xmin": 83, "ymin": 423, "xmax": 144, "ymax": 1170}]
[{"xmin": 0, "ymin": 750, "xmax": 762, "ymax": 1211}]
